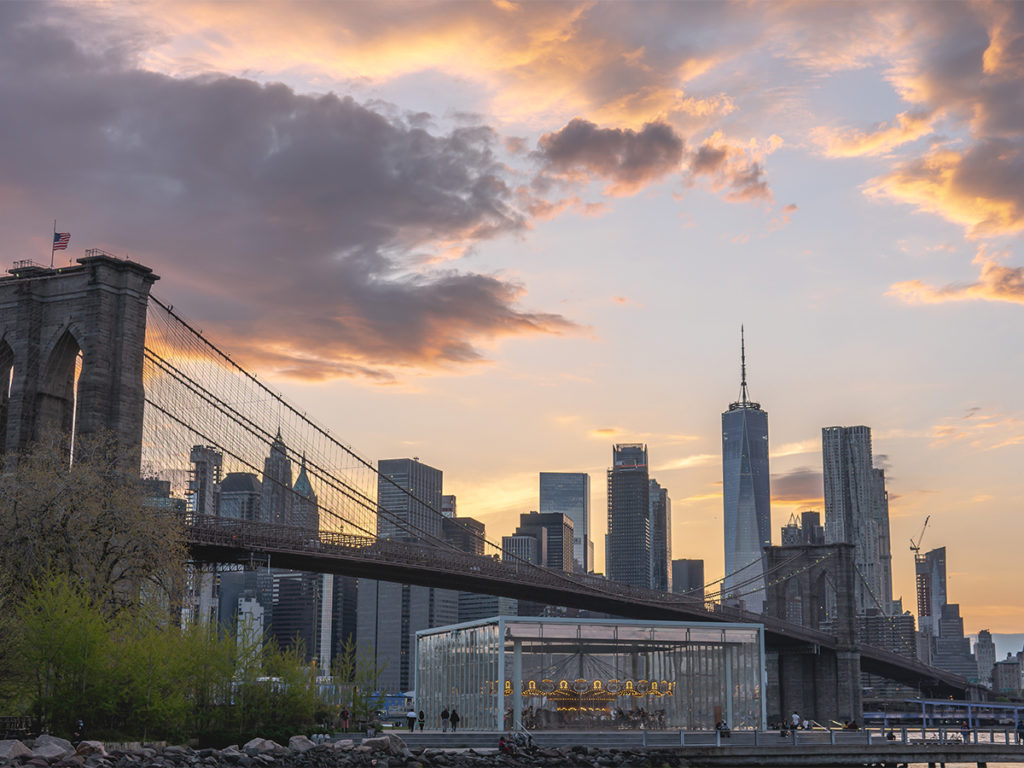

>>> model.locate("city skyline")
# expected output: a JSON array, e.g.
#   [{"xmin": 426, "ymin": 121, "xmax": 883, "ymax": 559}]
[{"xmin": 3, "ymin": 1, "xmax": 1022, "ymax": 634}]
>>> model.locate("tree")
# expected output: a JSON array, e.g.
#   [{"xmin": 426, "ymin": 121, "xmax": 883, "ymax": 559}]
[
  {"xmin": 0, "ymin": 431, "xmax": 186, "ymax": 614},
  {"xmin": 332, "ymin": 637, "xmax": 386, "ymax": 730}
]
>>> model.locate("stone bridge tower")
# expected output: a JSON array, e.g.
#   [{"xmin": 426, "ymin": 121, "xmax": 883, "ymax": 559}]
[
  {"xmin": 0, "ymin": 252, "xmax": 158, "ymax": 469},
  {"xmin": 763, "ymin": 542, "xmax": 861, "ymax": 725}
]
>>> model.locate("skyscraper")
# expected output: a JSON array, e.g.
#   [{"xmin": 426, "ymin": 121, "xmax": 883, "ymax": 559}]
[
  {"xmin": 513, "ymin": 511, "xmax": 574, "ymax": 572},
  {"xmin": 377, "ymin": 458, "xmax": 443, "ymax": 540},
  {"xmin": 721, "ymin": 330, "xmax": 770, "ymax": 612},
  {"xmin": 606, "ymin": 443, "xmax": 650, "ymax": 588},
  {"xmin": 915, "ymin": 545, "xmax": 947, "ymax": 636},
  {"xmin": 822, "ymin": 425, "xmax": 894, "ymax": 614},
  {"xmin": 649, "ymin": 479, "xmax": 671, "ymax": 591},
  {"xmin": 357, "ymin": 457, "xmax": 457, "ymax": 692},
  {"xmin": 539, "ymin": 472, "xmax": 592, "ymax": 573},
  {"xmin": 671, "ymin": 559, "xmax": 704, "ymax": 602},
  {"xmin": 260, "ymin": 431, "xmax": 293, "ymax": 525}
]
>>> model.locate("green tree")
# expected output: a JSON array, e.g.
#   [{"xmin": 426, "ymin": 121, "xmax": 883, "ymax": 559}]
[
  {"xmin": 13, "ymin": 573, "xmax": 118, "ymax": 734},
  {"xmin": 332, "ymin": 637, "xmax": 386, "ymax": 730}
]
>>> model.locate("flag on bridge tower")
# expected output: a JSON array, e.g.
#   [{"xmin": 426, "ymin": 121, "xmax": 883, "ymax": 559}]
[{"xmin": 53, "ymin": 232, "xmax": 71, "ymax": 251}]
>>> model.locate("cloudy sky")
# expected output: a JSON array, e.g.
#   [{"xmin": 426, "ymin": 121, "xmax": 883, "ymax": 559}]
[{"xmin": 4, "ymin": 1, "xmax": 1023, "ymax": 633}]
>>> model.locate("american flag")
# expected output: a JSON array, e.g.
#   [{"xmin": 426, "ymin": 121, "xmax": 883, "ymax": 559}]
[{"xmin": 53, "ymin": 232, "xmax": 71, "ymax": 251}]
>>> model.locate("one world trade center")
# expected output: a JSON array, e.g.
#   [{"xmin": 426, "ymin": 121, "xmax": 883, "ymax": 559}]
[{"xmin": 721, "ymin": 328, "xmax": 770, "ymax": 612}]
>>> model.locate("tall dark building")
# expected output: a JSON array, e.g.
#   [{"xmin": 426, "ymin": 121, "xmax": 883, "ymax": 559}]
[
  {"xmin": 606, "ymin": 443, "xmax": 650, "ymax": 588},
  {"xmin": 915, "ymin": 546, "xmax": 947, "ymax": 637},
  {"xmin": 721, "ymin": 330, "xmax": 770, "ymax": 612},
  {"xmin": 292, "ymin": 457, "xmax": 320, "ymax": 532},
  {"xmin": 780, "ymin": 511, "xmax": 825, "ymax": 545},
  {"xmin": 539, "ymin": 472, "xmax": 592, "ymax": 573},
  {"xmin": 442, "ymin": 515, "xmax": 486, "ymax": 555},
  {"xmin": 357, "ymin": 457, "xmax": 456, "ymax": 692},
  {"xmin": 649, "ymin": 479, "xmax": 671, "ymax": 591},
  {"xmin": 377, "ymin": 458, "xmax": 443, "ymax": 540},
  {"xmin": 822, "ymin": 425, "xmax": 894, "ymax": 614},
  {"xmin": 219, "ymin": 472, "xmax": 261, "ymax": 521},
  {"xmin": 260, "ymin": 431, "xmax": 293, "ymax": 525},
  {"xmin": 514, "ymin": 511, "xmax": 573, "ymax": 572},
  {"xmin": 671, "ymin": 559, "xmax": 705, "ymax": 602}
]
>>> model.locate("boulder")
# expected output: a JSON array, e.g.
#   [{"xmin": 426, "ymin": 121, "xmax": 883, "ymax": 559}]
[
  {"xmin": 241, "ymin": 740, "xmax": 280, "ymax": 756},
  {"xmin": 74, "ymin": 742, "xmax": 107, "ymax": 757},
  {"xmin": 33, "ymin": 736, "xmax": 75, "ymax": 758},
  {"xmin": 0, "ymin": 741, "xmax": 33, "ymax": 761},
  {"xmin": 328, "ymin": 739, "xmax": 354, "ymax": 751},
  {"xmin": 359, "ymin": 733, "xmax": 409, "ymax": 757},
  {"xmin": 33, "ymin": 743, "xmax": 73, "ymax": 762},
  {"xmin": 287, "ymin": 736, "xmax": 315, "ymax": 753}
]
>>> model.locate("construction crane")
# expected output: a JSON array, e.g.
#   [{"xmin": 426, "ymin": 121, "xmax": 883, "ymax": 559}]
[{"xmin": 909, "ymin": 515, "xmax": 931, "ymax": 556}]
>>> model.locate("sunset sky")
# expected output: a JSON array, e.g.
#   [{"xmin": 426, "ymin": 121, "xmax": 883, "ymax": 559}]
[{"xmin": 3, "ymin": 1, "xmax": 1023, "ymax": 633}]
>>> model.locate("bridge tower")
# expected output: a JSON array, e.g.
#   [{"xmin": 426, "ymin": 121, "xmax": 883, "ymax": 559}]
[
  {"xmin": 763, "ymin": 542, "xmax": 861, "ymax": 725},
  {"xmin": 0, "ymin": 252, "xmax": 158, "ymax": 469}
]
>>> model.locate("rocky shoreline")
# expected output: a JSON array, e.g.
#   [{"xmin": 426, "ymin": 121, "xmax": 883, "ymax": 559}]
[{"xmin": 0, "ymin": 733, "xmax": 683, "ymax": 768}]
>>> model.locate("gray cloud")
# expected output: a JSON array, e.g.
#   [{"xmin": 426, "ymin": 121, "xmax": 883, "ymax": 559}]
[
  {"xmin": 771, "ymin": 466, "xmax": 823, "ymax": 503},
  {"xmin": 534, "ymin": 118, "xmax": 685, "ymax": 193},
  {"xmin": 0, "ymin": 3, "xmax": 573, "ymax": 380}
]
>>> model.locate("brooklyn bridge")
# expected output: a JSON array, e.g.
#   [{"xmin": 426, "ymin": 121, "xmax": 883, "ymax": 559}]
[{"xmin": 0, "ymin": 252, "xmax": 981, "ymax": 725}]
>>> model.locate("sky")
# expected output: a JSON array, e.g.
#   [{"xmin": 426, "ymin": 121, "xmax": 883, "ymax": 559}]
[{"xmin": 3, "ymin": 1, "xmax": 1023, "ymax": 635}]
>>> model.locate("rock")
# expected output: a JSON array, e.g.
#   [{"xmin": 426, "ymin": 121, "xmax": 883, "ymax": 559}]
[
  {"xmin": 359, "ymin": 734, "xmax": 408, "ymax": 757},
  {"xmin": 55, "ymin": 756, "xmax": 84, "ymax": 767},
  {"xmin": 0, "ymin": 741, "xmax": 33, "ymax": 761},
  {"xmin": 26, "ymin": 758, "xmax": 50, "ymax": 767},
  {"xmin": 33, "ymin": 736, "xmax": 75, "ymax": 759},
  {"xmin": 328, "ymin": 739, "xmax": 354, "ymax": 751},
  {"xmin": 75, "ymin": 743, "xmax": 107, "ymax": 758},
  {"xmin": 241, "ymin": 740, "xmax": 279, "ymax": 756},
  {"xmin": 287, "ymin": 737, "xmax": 315, "ymax": 754},
  {"xmin": 33, "ymin": 743, "xmax": 73, "ymax": 762}
]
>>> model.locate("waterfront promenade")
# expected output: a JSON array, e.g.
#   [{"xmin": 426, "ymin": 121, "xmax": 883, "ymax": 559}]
[{"xmin": 377, "ymin": 728, "xmax": 1024, "ymax": 766}]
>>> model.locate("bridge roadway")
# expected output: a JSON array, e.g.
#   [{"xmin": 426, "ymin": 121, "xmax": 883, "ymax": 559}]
[{"xmin": 184, "ymin": 515, "xmax": 970, "ymax": 697}]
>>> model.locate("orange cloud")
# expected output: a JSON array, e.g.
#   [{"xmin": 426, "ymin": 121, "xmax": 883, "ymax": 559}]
[
  {"xmin": 813, "ymin": 110, "xmax": 936, "ymax": 157},
  {"xmin": 888, "ymin": 248, "xmax": 1024, "ymax": 307},
  {"xmin": 927, "ymin": 407, "xmax": 1024, "ymax": 451},
  {"xmin": 866, "ymin": 142, "xmax": 1024, "ymax": 238}
]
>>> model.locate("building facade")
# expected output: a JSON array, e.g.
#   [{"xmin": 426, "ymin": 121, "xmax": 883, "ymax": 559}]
[
  {"xmin": 649, "ymin": 479, "xmax": 671, "ymax": 591},
  {"xmin": 721, "ymin": 334, "xmax": 770, "ymax": 612},
  {"xmin": 357, "ymin": 457, "xmax": 457, "ymax": 692},
  {"xmin": 539, "ymin": 472, "xmax": 592, "ymax": 573},
  {"xmin": 822, "ymin": 425, "xmax": 894, "ymax": 615},
  {"xmin": 671, "ymin": 559, "xmax": 705, "ymax": 602},
  {"xmin": 606, "ymin": 443, "xmax": 651, "ymax": 588}
]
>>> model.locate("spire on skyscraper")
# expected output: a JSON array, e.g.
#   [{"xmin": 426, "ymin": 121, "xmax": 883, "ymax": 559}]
[
  {"xmin": 731, "ymin": 326, "xmax": 759, "ymax": 411},
  {"xmin": 740, "ymin": 325, "xmax": 748, "ymax": 407}
]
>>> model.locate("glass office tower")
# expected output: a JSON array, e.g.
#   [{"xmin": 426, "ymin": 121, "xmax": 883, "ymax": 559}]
[{"xmin": 721, "ymin": 330, "xmax": 770, "ymax": 612}]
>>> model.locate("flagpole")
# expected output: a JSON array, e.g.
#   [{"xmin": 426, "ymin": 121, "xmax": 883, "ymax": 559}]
[{"xmin": 50, "ymin": 220, "xmax": 56, "ymax": 269}]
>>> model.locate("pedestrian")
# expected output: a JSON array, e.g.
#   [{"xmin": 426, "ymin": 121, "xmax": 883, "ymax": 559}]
[
  {"xmin": 1016, "ymin": 719, "xmax": 1024, "ymax": 744},
  {"xmin": 441, "ymin": 707, "xmax": 450, "ymax": 732},
  {"xmin": 418, "ymin": 710, "xmax": 425, "ymax": 731},
  {"xmin": 407, "ymin": 709, "xmax": 417, "ymax": 732},
  {"xmin": 340, "ymin": 707, "xmax": 350, "ymax": 732},
  {"xmin": 960, "ymin": 721, "xmax": 971, "ymax": 742},
  {"xmin": 450, "ymin": 708, "xmax": 460, "ymax": 732},
  {"xmin": 791, "ymin": 711, "xmax": 800, "ymax": 730},
  {"xmin": 73, "ymin": 718, "xmax": 85, "ymax": 743}
]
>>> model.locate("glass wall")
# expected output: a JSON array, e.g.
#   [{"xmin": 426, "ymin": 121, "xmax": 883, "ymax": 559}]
[{"xmin": 416, "ymin": 618, "xmax": 765, "ymax": 731}]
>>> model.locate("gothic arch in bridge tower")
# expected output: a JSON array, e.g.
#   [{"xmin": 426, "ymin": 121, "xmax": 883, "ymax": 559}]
[{"xmin": 0, "ymin": 253, "xmax": 158, "ymax": 468}]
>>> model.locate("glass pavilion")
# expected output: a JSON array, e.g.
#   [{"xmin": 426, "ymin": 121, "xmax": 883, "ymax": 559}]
[{"xmin": 416, "ymin": 617, "xmax": 766, "ymax": 731}]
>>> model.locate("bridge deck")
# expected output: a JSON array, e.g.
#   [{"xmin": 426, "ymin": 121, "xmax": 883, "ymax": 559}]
[{"xmin": 182, "ymin": 515, "xmax": 973, "ymax": 696}]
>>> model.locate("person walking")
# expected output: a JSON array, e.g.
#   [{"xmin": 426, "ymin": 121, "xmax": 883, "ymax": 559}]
[
  {"xmin": 406, "ymin": 709, "xmax": 417, "ymax": 732},
  {"xmin": 418, "ymin": 710, "xmax": 425, "ymax": 731},
  {"xmin": 450, "ymin": 708, "xmax": 461, "ymax": 732},
  {"xmin": 441, "ymin": 707, "xmax": 450, "ymax": 732},
  {"xmin": 340, "ymin": 707, "xmax": 350, "ymax": 732},
  {"xmin": 1016, "ymin": 719, "xmax": 1024, "ymax": 744}
]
